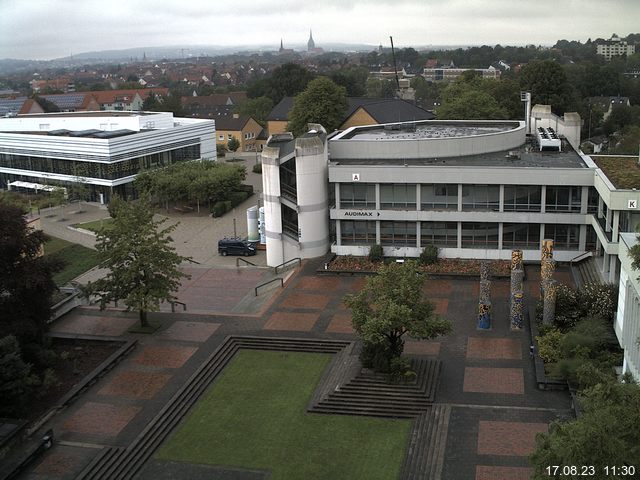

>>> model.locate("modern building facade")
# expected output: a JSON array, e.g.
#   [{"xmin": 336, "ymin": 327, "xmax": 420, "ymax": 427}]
[
  {"xmin": 0, "ymin": 111, "xmax": 215, "ymax": 202},
  {"xmin": 597, "ymin": 35, "xmax": 636, "ymax": 60},
  {"xmin": 615, "ymin": 233, "xmax": 640, "ymax": 381}
]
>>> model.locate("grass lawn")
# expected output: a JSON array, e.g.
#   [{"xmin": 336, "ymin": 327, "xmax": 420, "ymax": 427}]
[
  {"xmin": 156, "ymin": 350, "xmax": 411, "ymax": 480},
  {"xmin": 76, "ymin": 217, "xmax": 113, "ymax": 233},
  {"xmin": 44, "ymin": 236, "xmax": 101, "ymax": 286}
]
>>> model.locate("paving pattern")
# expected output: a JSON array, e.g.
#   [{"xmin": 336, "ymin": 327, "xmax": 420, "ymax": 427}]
[{"xmin": 21, "ymin": 261, "xmax": 575, "ymax": 480}]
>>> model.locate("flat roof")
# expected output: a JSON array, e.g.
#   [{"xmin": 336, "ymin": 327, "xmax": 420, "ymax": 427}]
[
  {"xmin": 342, "ymin": 122, "xmax": 519, "ymax": 141},
  {"xmin": 17, "ymin": 111, "xmax": 157, "ymax": 118},
  {"xmin": 331, "ymin": 137, "xmax": 589, "ymax": 169},
  {"xmin": 592, "ymin": 156, "xmax": 640, "ymax": 189}
]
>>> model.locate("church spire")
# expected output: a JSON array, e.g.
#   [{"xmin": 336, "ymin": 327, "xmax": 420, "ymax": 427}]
[
  {"xmin": 307, "ymin": 30, "xmax": 315, "ymax": 51},
  {"xmin": 279, "ymin": 38, "xmax": 284, "ymax": 52}
]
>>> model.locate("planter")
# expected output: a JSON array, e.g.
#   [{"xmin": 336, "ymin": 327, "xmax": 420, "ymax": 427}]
[{"xmin": 528, "ymin": 304, "xmax": 569, "ymax": 391}]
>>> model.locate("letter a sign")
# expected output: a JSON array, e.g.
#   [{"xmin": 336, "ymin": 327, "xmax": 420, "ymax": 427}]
[{"xmin": 352, "ymin": 173, "xmax": 360, "ymax": 182}]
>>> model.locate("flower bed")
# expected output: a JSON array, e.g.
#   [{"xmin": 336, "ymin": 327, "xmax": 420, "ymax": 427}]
[{"xmin": 327, "ymin": 256, "xmax": 511, "ymax": 277}]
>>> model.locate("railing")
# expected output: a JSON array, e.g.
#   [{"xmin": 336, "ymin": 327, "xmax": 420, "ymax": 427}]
[
  {"xmin": 236, "ymin": 257, "xmax": 258, "ymax": 267},
  {"xmin": 569, "ymin": 251, "xmax": 593, "ymax": 265},
  {"xmin": 255, "ymin": 277, "xmax": 283, "ymax": 296},
  {"xmin": 170, "ymin": 301, "xmax": 187, "ymax": 312},
  {"xmin": 275, "ymin": 257, "xmax": 301, "ymax": 274}
]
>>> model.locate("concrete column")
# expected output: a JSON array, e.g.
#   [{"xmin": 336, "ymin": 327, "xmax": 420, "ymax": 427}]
[
  {"xmin": 605, "ymin": 206, "xmax": 612, "ymax": 232},
  {"xmin": 335, "ymin": 220, "xmax": 342, "ymax": 246},
  {"xmin": 609, "ymin": 255, "xmax": 618, "ymax": 283},
  {"xmin": 613, "ymin": 210, "xmax": 620, "ymax": 241},
  {"xmin": 376, "ymin": 220, "xmax": 381, "ymax": 244},
  {"xmin": 543, "ymin": 280, "xmax": 558, "ymax": 326},
  {"xmin": 498, "ymin": 223, "xmax": 504, "ymax": 251},
  {"xmin": 375, "ymin": 183, "xmax": 381, "ymax": 210},
  {"xmin": 580, "ymin": 186, "xmax": 589, "ymax": 215},
  {"xmin": 335, "ymin": 183, "xmax": 340, "ymax": 209},
  {"xmin": 598, "ymin": 195, "xmax": 604, "ymax": 219},
  {"xmin": 415, "ymin": 184, "xmax": 421, "ymax": 212},
  {"xmin": 457, "ymin": 184, "xmax": 463, "ymax": 212},
  {"xmin": 539, "ymin": 224, "xmax": 545, "ymax": 251},
  {"xmin": 579, "ymin": 225, "xmax": 587, "ymax": 251},
  {"xmin": 499, "ymin": 185, "xmax": 505, "ymax": 213},
  {"xmin": 540, "ymin": 185, "xmax": 546, "ymax": 214},
  {"xmin": 261, "ymin": 145, "xmax": 284, "ymax": 267},
  {"xmin": 457, "ymin": 221, "xmax": 462, "ymax": 249},
  {"xmin": 416, "ymin": 222, "xmax": 422, "ymax": 249}
]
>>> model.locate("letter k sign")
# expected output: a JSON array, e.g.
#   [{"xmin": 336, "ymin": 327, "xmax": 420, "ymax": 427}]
[{"xmin": 629, "ymin": 199, "xmax": 637, "ymax": 209}]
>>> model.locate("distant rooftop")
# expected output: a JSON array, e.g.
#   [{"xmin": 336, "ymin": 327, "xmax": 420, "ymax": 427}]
[
  {"xmin": 19, "ymin": 110, "xmax": 156, "ymax": 118},
  {"xmin": 592, "ymin": 156, "xmax": 640, "ymax": 189}
]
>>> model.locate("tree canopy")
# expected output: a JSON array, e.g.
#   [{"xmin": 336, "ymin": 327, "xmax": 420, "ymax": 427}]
[
  {"xmin": 344, "ymin": 261, "xmax": 451, "ymax": 371},
  {"xmin": 236, "ymin": 96, "xmax": 274, "ymax": 127},
  {"xmin": 519, "ymin": 60, "xmax": 579, "ymax": 114},
  {"xmin": 0, "ymin": 201, "xmax": 62, "ymax": 347},
  {"xmin": 531, "ymin": 382, "xmax": 640, "ymax": 478},
  {"xmin": 287, "ymin": 77, "xmax": 348, "ymax": 136},
  {"xmin": 84, "ymin": 196, "xmax": 192, "ymax": 327}
]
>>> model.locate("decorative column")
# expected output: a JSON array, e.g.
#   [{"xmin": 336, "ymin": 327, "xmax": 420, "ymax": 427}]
[
  {"xmin": 510, "ymin": 290, "xmax": 524, "ymax": 330},
  {"xmin": 540, "ymin": 239, "xmax": 554, "ymax": 298},
  {"xmin": 542, "ymin": 280, "xmax": 558, "ymax": 326},
  {"xmin": 478, "ymin": 261, "xmax": 492, "ymax": 329}
]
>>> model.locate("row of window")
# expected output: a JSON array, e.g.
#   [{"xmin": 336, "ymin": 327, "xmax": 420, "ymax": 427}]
[
  {"xmin": 338, "ymin": 183, "xmax": 598, "ymax": 213},
  {"xmin": 0, "ymin": 145, "xmax": 201, "ymax": 180},
  {"xmin": 339, "ymin": 221, "xmax": 586, "ymax": 250}
]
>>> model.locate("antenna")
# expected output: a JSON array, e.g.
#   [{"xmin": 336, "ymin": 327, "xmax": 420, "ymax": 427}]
[{"xmin": 390, "ymin": 36, "xmax": 400, "ymax": 91}]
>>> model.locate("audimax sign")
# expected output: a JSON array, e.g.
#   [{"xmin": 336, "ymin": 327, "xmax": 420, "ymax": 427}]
[{"xmin": 343, "ymin": 211, "xmax": 381, "ymax": 217}]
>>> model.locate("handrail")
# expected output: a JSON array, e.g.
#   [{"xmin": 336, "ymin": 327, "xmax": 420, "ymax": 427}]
[
  {"xmin": 274, "ymin": 257, "xmax": 301, "ymax": 274},
  {"xmin": 170, "ymin": 301, "xmax": 187, "ymax": 312},
  {"xmin": 236, "ymin": 257, "xmax": 258, "ymax": 267},
  {"xmin": 569, "ymin": 251, "xmax": 593, "ymax": 265},
  {"xmin": 255, "ymin": 277, "xmax": 283, "ymax": 296}
]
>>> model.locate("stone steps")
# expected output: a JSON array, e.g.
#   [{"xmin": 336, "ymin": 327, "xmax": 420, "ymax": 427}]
[
  {"xmin": 574, "ymin": 257, "xmax": 602, "ymax": 288},
  {"xmin": 400, "ymin": 404, "xmax": 452, "ymax": 480},
  {"xmin": 76, "ymin": 336, "xmax": 351, "ymax": 480}
]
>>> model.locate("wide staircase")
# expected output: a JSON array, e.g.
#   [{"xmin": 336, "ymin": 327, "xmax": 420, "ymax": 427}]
[{"xmin": 571, "ymin": 255, "xmax": 603, "ymax": 288}]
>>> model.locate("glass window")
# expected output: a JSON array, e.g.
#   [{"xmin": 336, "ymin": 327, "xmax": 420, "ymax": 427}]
[
  {"xmin": 461, "ymin": 222, "xmax": 499, "ymax": 248},
  {"xmin": 462, "ymin": 185, "xmax": 500, "ymax": 211},
  {"xmin": 380, "ymin": 221, "xmax": 417, "ymax": 246},
  {"xmin": 502, "ymin": 223, "xmax": 540, "ymax": 249},
  {"xmin": 421, "ymin": 184, "xmax": 458, "ymax": 210},
  {"xmin": 503, "ymin": 186, "xmax": 541, "ymax": 212},
  {"xmin": 587, "ymin": 187, "xmax": 599, "ymax": 214},
  {"xmin": 340, "ymin": 220, "xmax": 376, "ymax": 245},
  {"xmin": 420, "ymin": 222, "xmax": 458, "ymax": 247},
  {"xmin": 545, "ymin": 186, "xmax": 581, "ymax": 212},
  {"xmin": 380, "ymin": 184, "xmax": 416, "ymax": 210},
  {"xmin": 340, "ymin": 183, "xmax": 376, "ymax": 209},
  {"xmin": 544, "ymin": 224, "xmax": 580, "ymax": 250}
]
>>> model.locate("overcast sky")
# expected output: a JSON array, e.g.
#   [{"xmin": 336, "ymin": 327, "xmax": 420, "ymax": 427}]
[{"xmin": 1, "ymin": 0, "xmax": 639, "ymax": 60}]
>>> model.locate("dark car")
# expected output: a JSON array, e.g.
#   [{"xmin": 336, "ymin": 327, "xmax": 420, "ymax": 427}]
[{"xmin": 218, "ymin": 239, "xmax": 257, "ymax": 256}]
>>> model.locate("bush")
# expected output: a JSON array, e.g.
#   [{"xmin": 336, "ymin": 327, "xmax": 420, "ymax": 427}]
[
  {"xmin": 228, "ymin": 191, "xmax": 249, "ymax": 207},
  {"xmin": 0, "ymin": 336, "xmax": 39, "ymax": 415},
  {"xmin": 536, "ymin": 328, "xmax": 565, "ymax": 364},
  {"xmin": 236, "ymin": 184, "xmax": 254, "ymax": 194},
  {"xmin": 419, "ymin": 244, "xmax": 439, "ymax": 265},
  {"xmin": 389, "ymin": 356, "xmax": 416, "ymax": 384},
  {"xmin": 553, "ymin": 284, "xmax": 581, "ymax": 331},
  {"xmin": 360, "ymin": 341, "xmax": 394, "ymax": 373},
  {"xmin": 216, "ymin": 144, "xmax": 227, "ymax": 157},
  {"xmin": 577, "ymin": 283, "xmax": 618, "ymax": 322},
  {"xmin": 252, "ymin": 163, "xmax": 262, "ymax": 174},
  {"xmin": 211, "ymin": 200, "xmax": 232, "ymax": 217},
  {"xmin": 368, "ymin": 244, "xmax": 383, "ymax": 262}
]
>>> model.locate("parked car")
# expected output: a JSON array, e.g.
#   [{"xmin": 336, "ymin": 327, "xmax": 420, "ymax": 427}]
[{"xmin": 218, "ymin": 239, "xmax": 257, "ymax": 256}]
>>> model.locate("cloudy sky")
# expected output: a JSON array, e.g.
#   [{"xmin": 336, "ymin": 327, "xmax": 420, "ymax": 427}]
[{"xmin": 1, "ymin": 0, "xmax": 638, "ymax": 60}]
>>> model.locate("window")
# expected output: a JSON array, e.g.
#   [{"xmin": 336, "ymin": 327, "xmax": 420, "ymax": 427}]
[
  {"xmin": 587, "ymin": 187, "xmax": 598, "ymax": 214},
  {"xmin": 340, "ymin": 220, "xmax": 376, "ymax": 245},
  {"xmin": 420, "ymin": 222, "xmax": 458, "ymax": 247},
  {"xmin": 544, "ymin": 224, "xmax": 580, "ymax": 250},
  {"xmin": 502, "ymin": 223, "xmax": 540, "ymax": 249},
  {"xmin": 340, "ymin": 183, "xmax": 376, "ymax": 209},
  {"xmin": 545, "ymin": 186, "xmax": 581, "ymax": 212},
  {"xmin": 218, "ymin": 135, "xmax": 224, "ymax": 141},
  {"xmin": 380, "ymin": 184, "xmax": 416, "ymax": 210},
  {"xmin": 421, "ymin": 184, "xmax": 458, "ymax": 210},
  {"xmin": 380, "ymin": 221, "xmax": 417, "ymax": 246},
  {"xmin": 462, "ymin": 185, "xmax": 500, "ymax": 211},
  {"xmin": 503, "ymin": 186, "xmax": 541, "ymax": 212},
  {"xmin": 228, "ymin": 134, "xmax": 233, "ymax": 140},
  {"xmin": 461, "ymin": 222, "xmax": 499, "ymax": 248}
]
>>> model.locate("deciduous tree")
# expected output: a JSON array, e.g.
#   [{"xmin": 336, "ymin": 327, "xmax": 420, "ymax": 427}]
[
  {"xmin": 343, "ymin": 261, "xmax": 451, "ymax": 372},
  {"xmin": 84, "ymin": 196, "xmax": 192, "ymax": 328},
  {"xmin": 287, "ymin": 77, "xmax": 348, "ymax": 136}
]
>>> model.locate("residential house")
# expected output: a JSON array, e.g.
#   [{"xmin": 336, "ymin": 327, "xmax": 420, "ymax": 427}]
[
  {"xmin": 0, "ymin": 97, "xmax": 45, "ymax": 116},
  {"xmin": 597, "ymin": 35, "xmax": 636, "ymax": 60},
  {"xmin": 216, "ymin": 113, "xmax": 263, "ymax": 152},
  {"xmin": 39, "ymin": 93, "xmax": 100, "ymax": 112},
  {"xmin": 589, "ymin": 96, "xmax": 631, "ymax": 120}
]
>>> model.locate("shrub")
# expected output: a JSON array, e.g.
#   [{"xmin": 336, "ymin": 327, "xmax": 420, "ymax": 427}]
[
  {"xmin": 216, "ymin": 144, "xmax": 227, "ymax": 157},
  {"xmin": 211, "ymin": 200, "xmax": 232, "ymax": 217},
  {"xmin": 228, "ymin": 191, "xmax": 249, "ymax": 207},
  {"xmin": 236, "ymin": 184, "xmax": 254, "ymax": 194},
  {"xmin": 252, "ymin": 163, "xmax": 262, "ymax": 174},
  {"xmin": 419, "ymin": 244, "xmax": 439, "ymax": 265},
  {"xmin": 360, "ymin": 341, "xmax": 393, "ymax": 373},
  {"xmin": 554, "ymin": 284, "xmax": 581, "ymax": 331},
  {"xmin": 577, "ymin": 283, "xmax": 618, "ymax": 322},
  {"xmin": 536, "ymin": 328, "xmax": 565, "ymax": 364},
  {"xmin": 0, "ymin": 336, "xmax": 39, "ymax": 415},
  {"xmin": 368, "ymin": 244, "xmax": 383, "ymax": 262},
  {"xmin": 389, "ymin": 356, "xmax": 416, "ymax": 384}
]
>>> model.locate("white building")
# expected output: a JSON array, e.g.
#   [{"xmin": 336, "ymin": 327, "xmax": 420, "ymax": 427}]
[
  {"xmin": 597, "ymin": 35, "xmax": 636, "ymax": 60},
  {"xmin": 615, "ymin": 233, "xmax": 640, "ymax": 381},
  {"xmin": 0, "ymin": 111, "xmax": 215, "ymax": 202}
]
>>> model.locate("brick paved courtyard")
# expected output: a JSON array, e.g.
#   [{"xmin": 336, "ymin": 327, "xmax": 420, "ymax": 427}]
[{"xmin": 21, "ymin": 260, "xmax": 574, "ymax": 480}]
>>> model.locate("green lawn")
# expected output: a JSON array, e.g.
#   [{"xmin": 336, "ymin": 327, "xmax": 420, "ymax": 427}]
[
  {"xmin": 76, "ymin": 217, "xmax": 113, "ymax": 233},
  {"xmin": 44, "ymin": 236, "xmax": 100, "ymax": 286},
  {"xmin": 157, "ymin": 350, "xmax": 411, "ymax": 480}
]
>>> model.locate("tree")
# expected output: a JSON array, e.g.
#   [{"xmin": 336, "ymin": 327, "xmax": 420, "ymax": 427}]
[
  {"xmin": 366, "ymin": 78, "xmax": 396, "ymax": 98},
  {"xmin": 438, "ymin": 88, "xmax": 507, "ymax": 120},
  {"xmin": 0, "ymin": 335, "xmax": 39, "ymax": 416},
  {"xmin": 531, "ymin": 382, "xmax": 640, "ymax": 478},
  {"xmin": 84, "ymin": 196, "xmax": 192, "ymax": 328},
  {"xmin": 519, "ymin": 60, "xmax": 578, "ymax": 114},
  {"xmin": 237, "ymin": 96, "xmax": 274, "ymax": 127},
  {"xmin": 0, "ymin": 202, "xmax": 62, "ymax": 347},
  {"xmin": 264, "ymin": 63, "xmax": 315, "ymax": 104},
  {"xmin": 227, "ymin": 136, "xmax": 240, "ymax": 153},
  {"xmin": 330, "ymin": 66, "xmax": 369, "ymax": 97},
  {"xmin": 343, "ymin": 261, "xmax": 452, "ymax": 372},
  {"xmin": 287, "ymin": 77, "xmax": 348, "ymax": 136}
]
